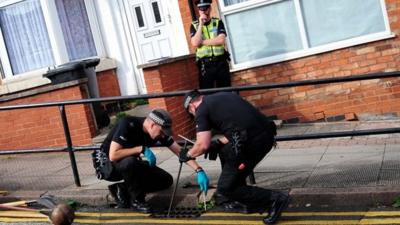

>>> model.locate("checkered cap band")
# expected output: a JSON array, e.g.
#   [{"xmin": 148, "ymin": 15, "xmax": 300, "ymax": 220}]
[
  {"xmin": 184, "ymin": 95, "xmax": 193, "ymax": 110},
  {"xmin": 149, "ymin": 112, "xmax": 164, "ymax": 126},
  {"xmin": 183, "ymin": 90, "xmax": 201, "ymax": 111},
  {"xmin": 148, "ymin": 109, "xmax": 173, "ymax": 136},
  {"xmin": 149, "ymin": 110, "xmax": 170, "ymax": 126}
]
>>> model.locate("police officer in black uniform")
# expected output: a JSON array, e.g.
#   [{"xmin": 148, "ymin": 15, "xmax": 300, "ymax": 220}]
[
  {"xmin": 190, "ymin": 0, "xmax": 231, "ymax": 89},
  {"xmin": 92, "ymin": 108, "xmax": 209, "ymax": 213},
  {"xmin": 180, "ymin": 90, "xmax": 290, "ymax": 225}
]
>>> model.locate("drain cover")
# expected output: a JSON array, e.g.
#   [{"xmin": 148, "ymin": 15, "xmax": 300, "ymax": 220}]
[{"xmin": 150, "ymin": 207, "xmax": 203, "ymax": 218}]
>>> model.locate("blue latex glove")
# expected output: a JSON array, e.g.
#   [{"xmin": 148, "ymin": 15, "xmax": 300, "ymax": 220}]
[
  {"xmin": 143, "ymin": 147, "xmax": 156, "ymax": 167},
  {"xmin": 196, "ymin": 170, "xmax": 209, "ymax": 194}
]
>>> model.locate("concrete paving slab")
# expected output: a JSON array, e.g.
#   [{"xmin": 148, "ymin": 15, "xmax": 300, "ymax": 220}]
[
  {"xmin": 252, "ymin": 171, "xmax": 311, "ymax": 189},
  {"xmin": 306, "ymin": 165, "xmax": 380, "ymax": 188},
  {"xmin": 379, "ymin": 170, "xmax": 400, "ymax": 186},
  {"xmin": 261, "ymin": 147, "xmax": 326, "ymax": 172},
  {"xmin": 3, "ymin": 120, "xmax": 400, "ymax": 210}
]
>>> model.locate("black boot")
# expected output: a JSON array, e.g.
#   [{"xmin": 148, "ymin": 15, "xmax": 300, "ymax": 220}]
[
  {"xmin": 108, "ymin": 183, "xmax": 130, "ymax": 208},
  {"xmin": 130, "ymin": 199, "xmax": 152, "ymax": 213},
  {"xmin": 263, "ymin": 193, "xmax": 290, "ymax": 225},
  {"xmin": 213, "ymin": 192, "xmax": 248, "ymax": 213},
  {"xmin": 220, "ymin": 201, "xmax": 248, "ymax": 213}
]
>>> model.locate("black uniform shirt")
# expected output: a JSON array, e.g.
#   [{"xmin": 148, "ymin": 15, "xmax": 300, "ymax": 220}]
[
  {"xmin": 195, "ymin": 92, "xmax": 268, "ymax": 138},
  {"xmin": 101, "ymin": 116, "xmax": 174, "ymax": 156}
]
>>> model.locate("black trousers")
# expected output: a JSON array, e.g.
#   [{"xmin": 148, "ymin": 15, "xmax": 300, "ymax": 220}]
[
  {"xmin": 106, "ymin": 156, "xmax": 173, "ymax": 201},
  {"xmin": 215, "ymin": 131, "xmax": 282, "ymax": 209},
  {"xmin": 198, "ymin": 59, "xmax": 231, "ymax": 89}
]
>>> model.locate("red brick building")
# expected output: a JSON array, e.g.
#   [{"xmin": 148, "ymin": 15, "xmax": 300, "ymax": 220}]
[
  {"xmin": 143, "ymin": 0, "xmax": 400, "ymax": 137},
  {"xmin": 0, "ymin": 0, "xmax": 399, "ymax": 150}
]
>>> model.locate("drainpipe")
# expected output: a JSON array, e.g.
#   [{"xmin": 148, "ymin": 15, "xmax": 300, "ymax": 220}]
[{"xmin": 188, "ymin": 0, "xmax": 196, "ymax": 21}]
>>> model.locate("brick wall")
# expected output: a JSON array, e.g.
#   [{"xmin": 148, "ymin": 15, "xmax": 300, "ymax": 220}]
[
  {"xmin": 143, "ymin": 56, "xmax": 199, "ymax": 138},
  {"xmin": 97, "ymin": 69, "xmax": 121, "ymax": 97},
  {"xmin": 173, "ymin": 0, "xmax": 400, "ymax": 123},
  {"xmin": 0, "ymin": 83, "xmax": 96, "ymax": 150}
]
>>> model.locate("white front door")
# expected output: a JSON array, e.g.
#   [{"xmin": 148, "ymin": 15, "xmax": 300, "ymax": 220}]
[{"xmin": 125, "ymin": 0, "xmax": 172, "ymax": 63}]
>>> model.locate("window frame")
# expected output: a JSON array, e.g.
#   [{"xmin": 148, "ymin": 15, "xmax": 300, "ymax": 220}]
[
  {"xmin": 219, "ymin": 0, "xmax": 394, "ymax": 71},
  {"xmin": 150, "ymin": 0, "xmax": 165, "ymax": 27},
  {"xmin": 131, "ymin": 3, "xmax": 148, "ymax": 31},
  {"xmin": 0, "ymin": 0, "xmax": 105, "ymax": 78}
]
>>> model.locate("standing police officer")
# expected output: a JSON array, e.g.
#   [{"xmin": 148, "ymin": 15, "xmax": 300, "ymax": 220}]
[
  {"xmin": 190, "ymin": 0, "xmax": 231, "ymax": 89},
  {"xmin": 92, "ymin": 108, "xmax": 209, "ymax": 213},
  {"xmin": 180, "ymin": 90, "xmax": 290, "ymax": 225}
]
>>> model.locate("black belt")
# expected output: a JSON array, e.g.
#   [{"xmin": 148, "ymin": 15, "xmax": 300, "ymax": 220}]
[{"xmin": 198, "ymin": 55, "xmax": 225, "ymax": 63}]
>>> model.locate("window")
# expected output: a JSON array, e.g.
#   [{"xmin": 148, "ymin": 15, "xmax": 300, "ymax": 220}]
[
  {"xmin": 0, "ymin": 0, "xmax": 54, "ymax": 75},
  {"xmin": 55, "ymin": 0, "xmax": 97, "ymax": 61},
  {"xmin": 0, "ymin": 0, "xmax": 102, "ymax": 77},
  {"xmin": 220, "ymin": 0, "xmax": 392, "ymax": 69},
  {"xmin": 135, "ymin": 6, "xmax": 145, "ymax": 28},
  {"xmin": 151, "ymin": 1, "xmax": 161, "ymax": 24}
]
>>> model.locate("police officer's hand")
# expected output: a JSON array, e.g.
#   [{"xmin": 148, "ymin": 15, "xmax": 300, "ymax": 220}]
[
  {"xmin": 143, "ymin": 147, "xmax": 156, "ymax": 167},
  {"xmin": 205, "ymin": 139, "xmax": 223, "ymax": 161},
  {"xmin": 199, "ymin": 14, "xmax": 207, "ymax": 25},
  {"xmin": 196, "ymin": 168, "xmax": 209, "ymax": 194},
  {"xmin": 179, "ymin": 146, "xmax": 194, "ymax": 163}
]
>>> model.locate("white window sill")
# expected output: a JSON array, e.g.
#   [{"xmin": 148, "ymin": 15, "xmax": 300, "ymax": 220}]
[{"xmin": 0, "ymin": 57, "xmax": 117, "ymax": 96}]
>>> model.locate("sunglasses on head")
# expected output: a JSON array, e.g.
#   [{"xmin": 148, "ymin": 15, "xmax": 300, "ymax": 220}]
[{"xmin": 198, "ymin": 5, "xmax": 210, "ymax": 11}]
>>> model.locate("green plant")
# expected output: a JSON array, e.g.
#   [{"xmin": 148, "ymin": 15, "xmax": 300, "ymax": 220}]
[
  {"xmin": 393, "ymin": 196, "xmax": 400, "ymax": 208},
  {"xmin": 197, "ymin": 200, "xmax": 214, "ymax": 211},
  {"xmin": 133, "ymin": 99, "xmax": 148, "ymax": 106},
  {"xmin": 116, "ymin": 112, "xmax": 127, "ymax": 122}
]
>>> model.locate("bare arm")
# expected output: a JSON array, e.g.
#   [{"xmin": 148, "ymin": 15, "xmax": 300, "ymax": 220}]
[
  {"xmin": 202, "ymin": 33, "xmax": 226, "ymax": 46},
  {"xmin": 109, "ymin": 141, "xmax": 142, "ymax": 162},
  {"xmin": 191, "ymin": 22, "xmax": 204, "ymax": 47},
  {"xmin": 187, "ymin": 131, "xmax": 212, "ymax": 158},
  {"xmin": 169, "ymin": 142, "xmax": 204, "ymax": 171}
]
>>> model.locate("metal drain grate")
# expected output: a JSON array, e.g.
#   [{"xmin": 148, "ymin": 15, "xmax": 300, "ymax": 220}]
[{"xmin": 150, "ymin": 207, "xmax": 203, "ymax": 218}]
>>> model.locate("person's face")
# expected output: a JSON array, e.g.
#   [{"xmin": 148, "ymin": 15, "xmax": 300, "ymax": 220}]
[
  {"xmin": 198, "ymin": 5, "xmax": 211, "ymax": 18},
  {"xmin": 148, "ymin": 123, "xmax": 166, "ymax": 140}
]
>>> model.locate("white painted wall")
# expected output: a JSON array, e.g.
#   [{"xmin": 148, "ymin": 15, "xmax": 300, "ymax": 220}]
[
  {"xmin": 93, "ymin": 0, "xmax": 142, "ymax": 95},
  {"xmin": 93, "ymin": 0, "xmax": 189, "ymax": 95},
  {"xmin": 166, "ymin": 0, "xmax": 190, "ymax": 57}
]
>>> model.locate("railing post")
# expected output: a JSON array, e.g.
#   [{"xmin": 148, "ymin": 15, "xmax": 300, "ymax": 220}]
[{"xmin": 59, "ymin": 105, "xmax": 81, "ymax": 187}]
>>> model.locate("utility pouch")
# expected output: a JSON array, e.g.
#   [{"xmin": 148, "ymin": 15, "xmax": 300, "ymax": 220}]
[
  {"xmin": 231, "ymin": 129, "xmax": 247, "ymax": 160},
  {"xmin": 91, "ymin": 147, "xmax": 113, "ymax": 180},
  {"xmin": 224, "ymin": 50, "xmax": 231, "ymax": 62}
]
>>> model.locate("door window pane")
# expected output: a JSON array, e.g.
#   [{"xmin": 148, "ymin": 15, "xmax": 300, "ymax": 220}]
[
  {"xmin": 301, "ymin": 0, "xmax": 386, "ymax": 47},
  {"xmin": 226, "ymin": 0, "xmax": 302, "ymax": 63},
  {"xmin": 0, "ymin": 0, "xmax": 54, "ymax": 75},
  {"xmin": 55, "ymin": 0, "xmax": 97, "ymax": 61},
  {"xmin": 151, "ymin": 1, "xmax": 162, "ymax": 23},
  {"xmin": 135, "ymin": 6, "xmax": 145, "ymax": 28}
]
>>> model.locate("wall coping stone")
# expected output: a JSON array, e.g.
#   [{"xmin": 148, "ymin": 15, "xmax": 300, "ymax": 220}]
[
  {"xmin": 0, "ymin": 58, "xmax": 116, "ymax": 96},
  {"xmin": 137, "ymin": 54, "xmax": 195, "ymax": 69},
  {"xmin": 0, "ymin": 78, "xmax": 88, "ymax": 103}
]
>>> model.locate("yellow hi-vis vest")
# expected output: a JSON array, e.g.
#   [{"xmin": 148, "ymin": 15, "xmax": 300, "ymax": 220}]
[{"xmin": 192, "ymin": 18, "xmax": 225, "ymax": 59}]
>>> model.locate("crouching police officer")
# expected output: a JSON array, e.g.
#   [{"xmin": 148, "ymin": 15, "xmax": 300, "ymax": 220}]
[
  {"xmin": 180, "ymin": 90, "xmax": 290, "ymax": 224},
  {"xmin": 92, "ymin": 108, "xmax": 209, "ymax": 213}
]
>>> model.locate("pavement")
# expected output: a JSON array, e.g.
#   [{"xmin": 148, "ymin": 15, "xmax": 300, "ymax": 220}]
[{"xmin": 1, "ymin": 112, "xmax": 400, "ymax": 210}]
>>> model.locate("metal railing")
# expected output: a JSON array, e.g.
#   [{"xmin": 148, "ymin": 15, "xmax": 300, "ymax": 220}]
[{"xmin": 0, "ymin": 71, "xmax": 399, "ymax": 186}]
